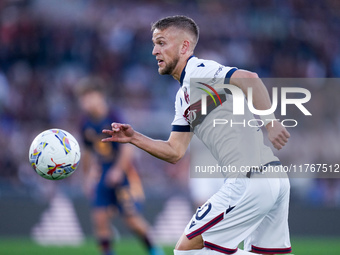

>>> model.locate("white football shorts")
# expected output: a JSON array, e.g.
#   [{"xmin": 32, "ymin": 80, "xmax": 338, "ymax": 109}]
[{"xmin": 184, "ymin": 170, "xmax": 292, "ymax": 254}]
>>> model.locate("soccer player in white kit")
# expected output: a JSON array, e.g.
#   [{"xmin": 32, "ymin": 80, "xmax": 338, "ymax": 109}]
[{"xmin": 102, "ymin": 15, "xmax": 292, "ymax": 255}]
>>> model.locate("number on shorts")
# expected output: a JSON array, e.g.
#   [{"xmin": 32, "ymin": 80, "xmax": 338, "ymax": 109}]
[{"xmin": 195, "ymin": 202, "xmax": 212, "ymax": 220}]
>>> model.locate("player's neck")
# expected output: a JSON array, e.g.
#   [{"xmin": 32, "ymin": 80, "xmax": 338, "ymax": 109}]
[{"xmin": 172, "ymin": 54, "xmax": 193, "ymax": 82}]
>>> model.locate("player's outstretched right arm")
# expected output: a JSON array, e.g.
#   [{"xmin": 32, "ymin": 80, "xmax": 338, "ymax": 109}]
[{"xmin": 102, "ymin": 123, "xmax": 193, "ymax": 164}]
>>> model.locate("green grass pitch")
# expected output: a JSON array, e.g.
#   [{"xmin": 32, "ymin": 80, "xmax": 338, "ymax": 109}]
[{"xmin": 0, "ymin": 237, "xmax": 339, "ymax": 255}]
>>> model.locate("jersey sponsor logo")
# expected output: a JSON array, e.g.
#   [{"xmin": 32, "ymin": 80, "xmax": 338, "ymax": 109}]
[
  {"xmin": 197, "ymin": 63, "xmax": 205, "ymax": 67},
  {"xmin": 211, "ymin": 65, "xmax": 223, "ymax": 84},
  {"xmin": 183, "ymin": 86, "xmax": 190, "ymax": 104}
]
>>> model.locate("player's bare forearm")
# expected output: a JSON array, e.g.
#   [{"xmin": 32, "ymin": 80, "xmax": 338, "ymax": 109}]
[
  {"xmin": 102, "ymin": 123, "xmax": 192, "ymax": 164},
  {"xmin": 130, "ymin": 131, "xmax": 191, "ymax": 164}
]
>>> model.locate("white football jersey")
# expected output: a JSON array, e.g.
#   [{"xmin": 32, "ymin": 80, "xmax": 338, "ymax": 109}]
[{"xmin": 172, "ymin": 56, "xmax": 279, "ymax": 177}]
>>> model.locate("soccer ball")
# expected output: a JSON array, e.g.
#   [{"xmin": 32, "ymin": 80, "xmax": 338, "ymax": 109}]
[{"xmin": 29, "ymin": 129, "xmax": 81, "ymax": 180}]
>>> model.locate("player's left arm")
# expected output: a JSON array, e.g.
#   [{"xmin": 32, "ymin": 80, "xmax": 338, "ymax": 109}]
[{"xmin": 230, "ymin": 69, "xmax": 290, "ymax": 150}]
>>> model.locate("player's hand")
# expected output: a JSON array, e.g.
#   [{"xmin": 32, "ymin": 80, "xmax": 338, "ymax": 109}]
[
  {"xmin": 266, "ymin": 120, "xmax": 290, "ymax": 150},
  {"xmin": 102, "ymin": 123, "xmax": 134, "ymax": 143}
]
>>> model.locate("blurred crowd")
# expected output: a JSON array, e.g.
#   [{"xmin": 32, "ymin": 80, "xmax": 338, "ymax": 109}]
[{"xmin": 1, "ymin": 0, "xmax": 340, "ymax": 207}]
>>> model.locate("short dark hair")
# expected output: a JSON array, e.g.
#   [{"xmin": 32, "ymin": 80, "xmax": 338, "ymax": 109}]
[{"xmin": 151, "ymin": 15, "xmax": 199, "ymax": 43}]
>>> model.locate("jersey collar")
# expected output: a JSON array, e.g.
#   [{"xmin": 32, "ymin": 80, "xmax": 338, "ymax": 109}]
[{"xmin": 179, "ymin": 55, "xmax": 195, "ymax": 86}]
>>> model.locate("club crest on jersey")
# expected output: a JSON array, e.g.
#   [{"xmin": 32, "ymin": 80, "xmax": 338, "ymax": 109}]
[{"xmin": 184, "ymin": 106, "xmax": 197, "ymax": 125}]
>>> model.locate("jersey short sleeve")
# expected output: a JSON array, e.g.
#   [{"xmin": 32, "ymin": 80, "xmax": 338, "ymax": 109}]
[
  {"xmin": 224, "ymin": 67, "xmax": 238, "ymax": 84},
  {"xmin": 171, "ymin": 89, "xmax": 191, "ymax": 132}
]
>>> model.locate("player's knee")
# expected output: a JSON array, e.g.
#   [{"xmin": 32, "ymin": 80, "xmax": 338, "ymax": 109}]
[{"xmin": 92, "ymin": 209, "xmax": 111, "ymax": 227}]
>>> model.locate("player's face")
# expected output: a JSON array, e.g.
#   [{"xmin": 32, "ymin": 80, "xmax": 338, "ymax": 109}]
[
  {"xmin": 152, "ymin": 27, "xmax": 181, "ymax": 76},
  {"xmin": 79, "ymin": 91, "xmax": 108, "ymax": 118}
]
